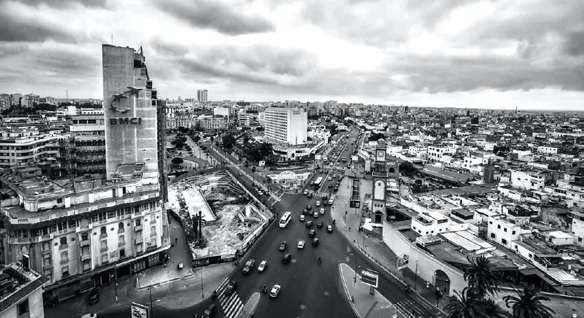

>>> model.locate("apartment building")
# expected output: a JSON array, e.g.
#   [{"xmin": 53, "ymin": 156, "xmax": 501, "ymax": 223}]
[
  {"xmin": 69, "ymin": 114, "xmax": 106, "ymax": 177},
  {"xmin": 0, "ymin": 263, "xmax": 47, "ymax": 318},
  {"xmin": 510, "ymin": 169, "xmax": 546, "ymax": 191},
  {"xmin": 0, "ymin": 127, "xmax": 61, "ymax": 170},
  {"xmin": 263, "ymin": 107, "xmax": 307, "ymax": 145}
]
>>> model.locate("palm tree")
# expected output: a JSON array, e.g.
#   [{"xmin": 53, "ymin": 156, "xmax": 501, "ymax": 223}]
[
  {"xmin": 504, "ymin": 286, "xmax": 555, "ymax": 318},
  {"xmin": 446, "ymin": 288, "xmax": 508, "ymax": 318},
  {"xmin": 464, "ymin": 255, "xmax": 499, "ymax": 298}
]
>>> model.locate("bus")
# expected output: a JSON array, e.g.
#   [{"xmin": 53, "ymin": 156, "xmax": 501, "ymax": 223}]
[
  {"xmin": 313, "ymin": 176, "xmax": 323, "ymax": 187},
  {"xmin": 279, "ymin": 211, "xmax": 292, "ymax": 228}
]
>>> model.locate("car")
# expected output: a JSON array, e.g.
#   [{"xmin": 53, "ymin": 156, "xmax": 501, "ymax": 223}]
[
  {"xmin": 303, "ymin": 189, "xmax": 309, "ymax": 195},
  {"xmin": 177, "ymin": 262, "xmax": 184, "ymax": 270},
  {"xmin": 279, "ymin": 241, "xmax": 287, "ymax": 251},
  {"xmin": 269, "ymin": 284, "xmax": 281, "ymax": 298},
  {"xmin": 81, "ymin": 314, "xmax": 97, "ymax": 318},
  {"xmin": 320, "ymin": 208, "xmax": 325, "ymax": 215},
  {"xmin": 316, "ymin": 201, "xmax": 321, "ymax": 207},
  {"xmin": 241, "ymin": 258, "xmax": 256, "ymax": 275},
  {"xmin": 316, "ymin": 222, "xmax": 323, "ymax": 229},
  {"xmin": 281, "ymin": 253, "xmax": 292, "ymax": 264},
  {"xmin": 313, "ymin": 211, "xmax": 319, "ymax": 218},
  {"xmin": 257, "ymin": 260, "xmax": 268, "ymax": 272},
  {"xmin": 297, "ymin": 240, "xmax": 305, "ymax": 249},
  {"xmin": 312, "ymin": 237, "xmax": 320, "ymax": 246},
  {"xmin": 308, "ymin": 192, "xmax": 313, "ymax": 198},
  {"xmin": 86, "ymin": 288, "xmax": 100, "ymax": 305},
  {"xmin": 308, "ymin": 229, "xmax": 316, "ymax": 238},
  {"xmin": 305, "ymin": 220, "xmax": 313, "ymax": 228},
  {"xmin": 202, "ymin": 304, "xmax": 218, "ymax": 318},
  {"xmin": 306, "ymin": 205, "xmax": 312, "ymax": 211},
  {"xmin": 224, "ymin": 280, "xmax": 238, "ymax": 296},
  {"xmin": 327, "ymin": 176, "xmax": 332, "ymax": 181},
  {"xmin": 327, "ymin": 225, "xmax": 333, "ymax": 233},
  {"xmin": 299, "ymin": 215, "xmax": 305, "ymax": 222}
]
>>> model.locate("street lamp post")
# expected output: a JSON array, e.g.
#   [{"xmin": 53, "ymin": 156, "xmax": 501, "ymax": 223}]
[
  {"xmin": 201, "ymin": 266, "xmax": 204, "ymax": 299},
  {"xmin": 149, "ymin": 287, "xmax": 154, "ymax": 318}
]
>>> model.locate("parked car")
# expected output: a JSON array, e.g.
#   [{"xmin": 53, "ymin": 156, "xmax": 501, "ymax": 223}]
[
  {"xmin": 224, "ymin": 280, "xmax": 238, "ymax": 296},
  {"xmin": 81, "ymin": 314, "xmax": 97, "ymax": 318},
  {"xmin": 316, "ymin": 222, "xmax": 323, "ymax": 229},
  {"xmin": 320, "ymin": 208, "xmax": 325, "ymax": 215},
  {"xmin": 269, "ymin": 284, "xmax": 281, "ymax": 298},
  {"xmin": 257, "ymin": 260, "xmax": 268, "ymax": 273},
  {"xmin": 313, "ymin": 211, "xmax": 319, "ymax": 218},
  {"xmin": 312, "ymin": 237, "xmax": 320, "ymax": 247},
  {"xmin": 279, "ymin": 241, "xmax": 287, "ymax": 251},
  {"xmin": 86, "ymin": 288, "xmax": 100, "ymax": 305},
  {"xmin": 306, "ymin": 205, "xmax": 312, "ymax": 211},
  {"xmin": 327, "ymin": 225, "xmax": 333, "ymax": 233},
  {"xmin": 297, "ymin": 240, "xmax": 305, "ymax": 249},
  {"xmin": 202, "ymin": 304, "xmax": 218, "ymax": 318},
  {"xmin": 299, "ymin": 215, "xmax": 305, "ymax": 222},
  {"xmin": 305, "ymin": 220, "xmax": 313, "ymax": 228},
  {"xmin": 177, "ymin": 262, "xmax": 184, "ymax": 270},
  {"xmin": 316, "ymin": 201, "xmax": 321, "ymax": 207},
  {"xmin": 281, "ymin": 253, "xmax": 292, "ymax": 264},
  {"xmin": 308, "ymin": 229, "xmax": 316, "ymax": 238}
]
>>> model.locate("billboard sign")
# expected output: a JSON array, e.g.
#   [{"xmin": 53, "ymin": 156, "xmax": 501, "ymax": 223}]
[
  {"xmin": 360, "ymin": 268, "xmax": 379, "ymax": 288},
  {"xmin": 131, "ymin": 302, "xmax": 149, "ymax": 318}
]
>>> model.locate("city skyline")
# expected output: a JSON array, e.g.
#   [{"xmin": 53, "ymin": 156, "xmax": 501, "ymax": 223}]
[{"xmin": 0, "ymin": 0, "xmax": 583, "ymax": 110}]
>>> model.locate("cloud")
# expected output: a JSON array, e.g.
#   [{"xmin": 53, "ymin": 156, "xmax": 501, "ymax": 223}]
[
  {"xmin": 155, "ymin": 0, "xmax": 274, "ymax": 35},
  {"xmin": 0, "ymin": 10, "xmax": 76, "ymax": 42},
  {"xmin": 172, "ymin": 45, "xmax": 316, "ymax": 84},
  {"xmin": 564, "ymin": 31, "xmax": 584, "ymax": 56},
  {"xmin": 0, "ymin": 0, "xmax": 108, "ymax": 8}
]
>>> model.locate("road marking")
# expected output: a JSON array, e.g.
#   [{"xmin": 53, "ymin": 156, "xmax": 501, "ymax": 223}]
[{"xmin": 215, "ymin": 279, "xmax": 244, "ymax": 318}]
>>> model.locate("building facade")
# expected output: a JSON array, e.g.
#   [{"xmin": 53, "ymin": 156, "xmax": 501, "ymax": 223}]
[
  {"xmin": 69, "ymin": 114, "xmax": 106, "ymax": 177},
  {"xmin": 197, "ymin": 89, "xmax": 208, "ymax": 103},
  {"xmin": 102, "ymin": 44, "xmax": 159, "ymax": 181},
  {"xmin": 0, "ymin": 263, "xmax": 47, "ymax": 318},
  {"xmin": 263, "ymin": 107, "xmax": 307, "ymax": 145}
]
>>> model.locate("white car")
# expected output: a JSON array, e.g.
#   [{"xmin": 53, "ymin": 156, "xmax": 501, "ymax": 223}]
[
  {"xmin": 315, "ymin": 201, "xmax": 321, "ymax": 207},
  {"xmin": 299, "ymin": 215, "xmax": 305, "ymax": 222},
  {"xmin": 297, "ymin": 240, "xmax": 305, "ymax": 249},
  {"xmin": 269, "ymin": 284, "xmax": 281, "ymax": 298},
  {"xmin": 320, "ymin": 208, "xmax": 325, "ymax": 215},
  {"xmin": 258, "ymin": 260, "xmax": 268, "ymax": 272}
]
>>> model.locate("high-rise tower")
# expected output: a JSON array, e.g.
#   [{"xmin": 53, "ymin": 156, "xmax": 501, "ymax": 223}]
[{"xmin": 102, "ymin": 44, "xmax": 159, "ymax": 181}]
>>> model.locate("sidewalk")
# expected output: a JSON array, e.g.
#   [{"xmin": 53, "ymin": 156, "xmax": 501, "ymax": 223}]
[
  {"xmin": 237, "ymin": 292, "xmax": 260, "ymax": 318},
  {"xmin": 338, "ymin": 263, "xmax": 400, "ymax": 318},
  {"xmin": 331, "ymin": 176, "xmax": 448, "ymax": 314}
]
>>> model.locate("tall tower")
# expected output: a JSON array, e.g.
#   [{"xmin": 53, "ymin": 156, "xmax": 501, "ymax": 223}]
[{"xmin": 102, "ymin": 44, "xmax": 159, "ymax": 181}]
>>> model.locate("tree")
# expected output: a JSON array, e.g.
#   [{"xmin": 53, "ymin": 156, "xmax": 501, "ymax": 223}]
[
  {"xmin": 222, "ymin": 134, "xmax": 236, "ymax": 149},
  {"xmin": 399, "ymin": 161, "xmax": 418, "ymax": 177},
  {"xmin": 193, "ymin": 135, "xmax": 200, "ymax": 143},
  {"xmin": 504, "ymin": 287, "xmax": 555, "ymax": 318},
  {"xmin": 445, "ymin": 289, "xmax": 507, "ymax": 318},
  {"xmin": 464, "ymin": 256, "xmax": 499, "ymax": 298}
]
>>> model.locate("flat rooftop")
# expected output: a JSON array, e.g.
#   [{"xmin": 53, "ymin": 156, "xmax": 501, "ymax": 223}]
[{"xmin": 0, "ymin": 263, "xmax": 47, "ymax": 314}]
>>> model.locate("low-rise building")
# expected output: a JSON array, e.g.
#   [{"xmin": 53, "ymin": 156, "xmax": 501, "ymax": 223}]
[{"xmin": 0, "ymin": 263, "xmax": 47, "ymax": 318}]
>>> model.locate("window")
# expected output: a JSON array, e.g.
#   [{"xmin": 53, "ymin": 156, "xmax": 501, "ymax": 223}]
[
  {"xmin": 501, "ymin": 238, "xmax": 507, "ymax": 245},
  {"xmin": 81, "ymin": 232, "xmax": 88, "ymax": 241},
  {"xmin": 60, "ymin": 237, "xmax": 67, "ymax": 245},
  {"xmin": 60, "ymin": 251, "xmax": 68, "ymax": 263},
  {"xmin": 497, "ymin": 224, "xmax": 501, "ymax": 229},
  {"xmin": 512, "ymin": 231, "xmax": 516, "ymax": 235},
  {"xmin": 101, "ymin": 254, "xmax": 108, "ymax": 263},
  {"xmin": 490, "ymin": 233, "xmax": 496, "ymax": 239},
  {"xmin": 100, "ymin": 240, "xmax": 107, "ymax": 250},
  {"xmin": 17, "ymin": 299, "xmax": 29, "ymax": 316},
  {"xmin": 61, "ymin": 265, "xmax": 69, "ymax": 277},
  {"xmin": 118, "ymin": 222, "xmax": 124, "ymax": 233},
  {"xmin": 120, "ymin": 249, "xmax": 126, "ymax": 258},
  {"xmin": 504, "ymin": 228, "xmax": 507, "ymax": 232},
  {"xmin": 135, "ymin": 218, "xmax": 141, "ymax": 226},
  {"xmin": 100, "ymin": 227, "xmax": 107, "ymax": 237}
]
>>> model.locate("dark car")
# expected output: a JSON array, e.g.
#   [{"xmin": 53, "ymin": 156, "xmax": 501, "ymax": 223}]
[
  {"xmin": 202, "ymin": 304, "xmax": 218, "ymax": 318},
  {"xmin": 312, "ymin": 238, "xmax": 320, "ymax": 247},
  {"xmin": 279, "ymin": 241, "xmax": 287, "ymax": 251},
  {"xmin": 305, "ymin": 220, "xmax": 313, "ymax": 228},
  {"xmin": 308, "ymin": 229, "xmax": 316, "ymax": 238},
  {"xmin": 86, "ymin": 288, "xmax": 100, "ymax": 305},
  {"xmin": 316, "ymin": 222, "xmax": 323, "ymax": 229},
  {"xmin": 224, "ymin": 280, "xmax": 238, "ymax": 297},
  {"xmin": 306, "ymin": 205, "xmax": 312, "ymax": 211},
  {"xmin": 281, "ymin": 253, "xmax": 292, "ymax": 264}
]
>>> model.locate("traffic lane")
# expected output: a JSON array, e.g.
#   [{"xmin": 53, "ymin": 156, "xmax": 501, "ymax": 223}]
[{"xmin": 99, "ymin": 295, "xmax": 214, "ymax": 318}]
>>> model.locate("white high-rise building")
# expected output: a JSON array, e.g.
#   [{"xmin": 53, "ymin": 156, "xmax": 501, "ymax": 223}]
[
  {"xmin": 197, "ymin": 89, "xmax": 208, "ymax": 103},
  {"xmin": 264, "ymin": 107, "xmax": 307, "ymax": 145}
]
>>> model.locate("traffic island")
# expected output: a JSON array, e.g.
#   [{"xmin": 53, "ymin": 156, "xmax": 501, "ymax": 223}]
[{"xmin": 338, "ymin": 263, "xmax": 401, "ymax": 318}]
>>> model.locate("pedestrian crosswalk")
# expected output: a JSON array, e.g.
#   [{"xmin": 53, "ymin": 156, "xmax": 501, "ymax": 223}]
[
  {"xmin": 394, "ymin": 298, "xmax": 435, "ymax": 318},
  {"xmin": 215, "ymin": 278, "xmax": 244, "ymax": 318}
]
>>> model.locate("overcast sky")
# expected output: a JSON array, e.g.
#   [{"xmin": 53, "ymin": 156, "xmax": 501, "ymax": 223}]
[{"xmin": 0, "ymin": 0, "xmax": 583, "ymax": 110}]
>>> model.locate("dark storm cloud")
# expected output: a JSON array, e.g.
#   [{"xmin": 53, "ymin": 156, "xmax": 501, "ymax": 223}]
[
  {"xmin": 392, "ymin": 56, "xmax": 584, "ymax": 93},
  {"xmin": 174, "ymin": 45, "xmax": 316, "ymax": 84},
  {"xmin": 0, "ymin": 11, "xmax": 75, "ymax": 42},
  {"xmin": 564, "ymin": 31, "xmax": 584, "ymax": 56},
  {"xmin": 150, "ymin": 40, "xmax": 189, "ymax": 57},
  {"xmin": 0, "ymin": 0, "xmax": 108, "ymax": 8},
  {"xmin": 155, "ymin": 0, "xmax": 274, "ymax": 35}
]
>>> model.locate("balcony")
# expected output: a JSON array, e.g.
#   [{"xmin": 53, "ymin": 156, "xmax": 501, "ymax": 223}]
[
  {"xmin": 81, "ymin": 253, "xmax": 91, "ymax": 262},
  {"xmin": 134, "ymin": 225, "xmax": 142, "ymax": 231},
  {"xmin": 80, "ymin": 240, "xmax": 90, "ymax": 247},
  {"xmin": 41, "ymin": 249, "xmax": 51, "ymax": 255},
  {"xmin": 100, "ymin": 245, "xmax": 108, "ymax": 253}
]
